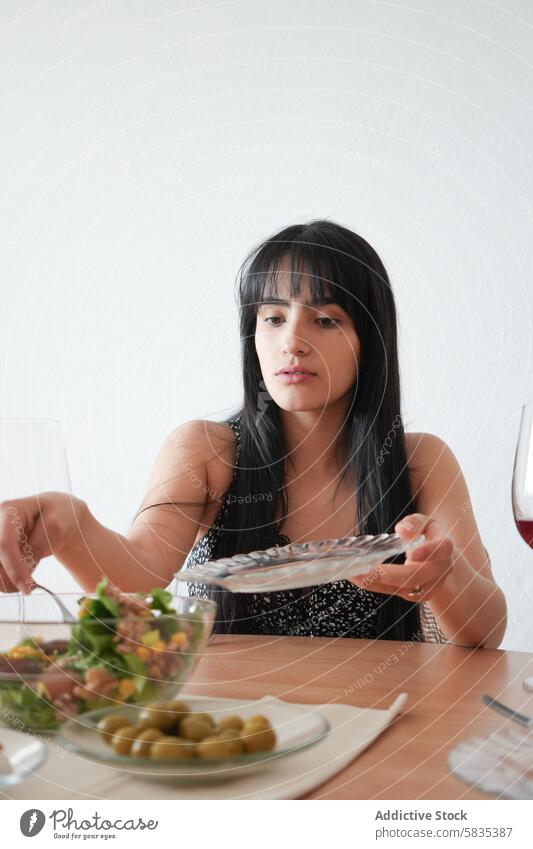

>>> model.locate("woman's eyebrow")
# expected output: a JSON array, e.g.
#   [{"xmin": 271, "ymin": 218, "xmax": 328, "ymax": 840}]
[{"xmin": 259, "ymin": 296, "xmax": 337, "ymax": 307}]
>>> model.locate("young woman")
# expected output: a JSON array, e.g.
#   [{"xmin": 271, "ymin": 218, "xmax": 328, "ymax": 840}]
[{"xmin": 0, "ymin": 220, "xmax": 507, "ymax": 648}]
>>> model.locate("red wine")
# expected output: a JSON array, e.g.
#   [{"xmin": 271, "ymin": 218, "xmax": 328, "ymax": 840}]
[{"xmin": 516, "ymin": 519, "xmax": 533, "ymax": 547}]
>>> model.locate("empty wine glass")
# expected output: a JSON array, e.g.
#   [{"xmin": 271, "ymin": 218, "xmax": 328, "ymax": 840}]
[{"xmin": 0, "ymin": 418, "xmax": 79, "ymax": 597}]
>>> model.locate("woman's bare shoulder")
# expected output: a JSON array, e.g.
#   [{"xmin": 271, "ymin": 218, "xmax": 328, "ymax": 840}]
[
  {"xmin": 172, "ymin": 418, "xmax": 237, "ymax": 500},
  {"xmin": 405, "ymin": 431, "xmax": 452, "ymax": 460},
  {"xmin": 404, "ymin": 431, "xmax": 456, "ymax": 491},
  {"xmin": 169, "ymin": 418, "xmax": 235, "ymax": 453}
]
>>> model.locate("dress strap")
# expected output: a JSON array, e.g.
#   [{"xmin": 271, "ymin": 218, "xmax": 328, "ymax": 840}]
[
  {"xmin": 226, "ymin": 416, "xmax": 242, "ymax": 475},
  {"xmin": 208, "ymin": 416, "xmax": 241, "ymax": 525}
]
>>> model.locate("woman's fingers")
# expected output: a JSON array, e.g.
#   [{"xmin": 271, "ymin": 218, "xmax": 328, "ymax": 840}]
[
  {"xmin": 351, "ymin": 573, "xmax": 422, "ymax": 600},
  {"xmin": 0, "ymin": 493, "xmax": 83, "ymax": 595},
  {"xmin": 350, "ymin": 577, "xmax": 399, "ymax": 595},
  {"xmin": 405, "ymin": 536, "xmax": 454, "ymax": 563},
  {"xmin": 351, "ymin": 570, "xmax": 449, "ymax": 602},
  {"xmin": 395, "ymin": 513, "xmax": 437, "ymax": 537},
  {"xmin": 351, "ymin": 554, "xmax": 453, "ymax": 599},
  {"xmin": 356, "ymin": 559, "xmax": 448, "ymax": 588},
  {"xmin": 395, "ymin": 514, "xmax": 454, "ymax": 562},
  {"xmin": 351, "ymin": 511, "xmax": 455, "ymax": 599},
  {"xmin": 0, "ymin": 501, "xmax": 40, "ymax": 593}
]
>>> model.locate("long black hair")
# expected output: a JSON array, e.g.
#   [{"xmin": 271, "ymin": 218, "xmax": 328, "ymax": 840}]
[{"xmin": 196, "ymin": 219, "xmax": 422, "ymax": 641}]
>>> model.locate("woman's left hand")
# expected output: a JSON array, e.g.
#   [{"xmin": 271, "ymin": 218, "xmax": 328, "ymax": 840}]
[{"xmin": 349, "ymin": 514, "xmax": 456, "ymax": 603}]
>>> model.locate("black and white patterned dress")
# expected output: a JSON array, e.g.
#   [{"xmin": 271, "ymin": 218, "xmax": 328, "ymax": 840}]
[{"xmin": 181, "ymin": 417, "xmax": 447, "ymax": 642}]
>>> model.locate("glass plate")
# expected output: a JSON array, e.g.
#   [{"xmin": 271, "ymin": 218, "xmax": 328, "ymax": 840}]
[
  {"xmin": 0, "ymin": 727, "xmax": 47, "ymax": 788},
  {"xmin": 175, "ymin": 532, "xmax": 425, "ymax": 592},
  {"xmin": 57, "ymin": 695, "xmax": 330, "ymax": 785},
  {"xmin": 448, "ymin": 725, "xmax": 533, "ymax": 800}
]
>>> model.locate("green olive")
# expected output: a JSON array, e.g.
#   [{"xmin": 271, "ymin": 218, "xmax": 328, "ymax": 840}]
[
  {"xmin": 97, "ymin": 713, "xmax": 131, "ymax": 744},
  {"xmin": 241, "ymin": 716, "xmax": 276, "ymax": 753},
  {"xmin": 134, "ymin": 716, "xmax": 169, "ymax": 733},
  {"xmin": 136, "ymin": 701, "xmax": 189, "ymax": 732},
  {"xmin": 215, "ymin": 729, "xmax": 245, "ymax": 755},
  {"xmin": 196, "ymin": 733, "xmax": 243, "ymax": 760},
  {"xmin": 178, "ymin": 715, "xmax": 215, "ymax": 742},
  {"xmin": 110, "ymin": 724, "xmax": 140, "ymax": 756},
  {"xmin": 129, "ymin": 728, "xmax": 163, "ymax": 757},
  {"xmin": 185, "ymin": 711, "xmax": 215, "ymax": 727},
  {"xmin": 215, "ymin": 715, "xmax": 244, "ymax": 734},
  {"xmin": 150, "ymin": 736, "xmax": 196, "ymax": 761},
  {"xmin": 151, "ymin": 700, "xmax": 191, "ymax": 718}
]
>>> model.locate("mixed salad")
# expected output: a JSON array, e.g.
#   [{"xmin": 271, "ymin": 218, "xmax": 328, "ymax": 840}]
[{"xmin": 0, "ymin": 579, "xmax": 204, "ymax": 732}]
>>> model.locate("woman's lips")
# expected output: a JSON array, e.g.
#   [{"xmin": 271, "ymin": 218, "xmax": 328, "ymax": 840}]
[{"xmin": 277, "ymin": 372, "xmax": 316, "ymax": 384}]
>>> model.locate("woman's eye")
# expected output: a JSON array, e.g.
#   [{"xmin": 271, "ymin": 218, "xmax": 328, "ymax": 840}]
[
  {"xmin": 316, "ymin": 316, "xmax": 341, "ymax": 327},
  {"xmin": 263, "ymin": 315, "xmax": 341, "ymax": 327}
]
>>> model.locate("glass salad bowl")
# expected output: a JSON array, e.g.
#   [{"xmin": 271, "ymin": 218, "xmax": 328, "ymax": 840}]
[{"xmin": 0, "ymin": 579, "xmax": 216, "ymax": 734}]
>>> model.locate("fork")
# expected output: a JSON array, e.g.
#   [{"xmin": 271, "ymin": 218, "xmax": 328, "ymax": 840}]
[
  {"xmin": 481, "ymin": 694, "xmax": 533, "ymax": 729},
  {"xmin": 30, "ymin": 581, "xmax": 77, "ymax": 623}
]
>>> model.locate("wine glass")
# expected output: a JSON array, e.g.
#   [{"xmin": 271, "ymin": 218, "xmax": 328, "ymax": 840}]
[
  {"xmin": 512, "ymin": 402, "xmax": 533, "ymax": 690},
  {"xmin": 0, "ymin": 418, "xmax": 78, "ymax": 595}
]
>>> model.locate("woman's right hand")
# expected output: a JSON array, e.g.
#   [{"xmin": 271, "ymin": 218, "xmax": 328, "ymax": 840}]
[{"xmin": 0, "ymin": 492, "xmax": 87, "ymax": 594}]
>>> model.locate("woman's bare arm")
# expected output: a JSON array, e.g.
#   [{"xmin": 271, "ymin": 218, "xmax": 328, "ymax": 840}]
[
  {"xmin": 351, "ymin": 432, "xmax": 507, "ymax": 648},
  {"xmin": 52, "ymin": 420, "xmax": 233, "ymax": 593},
  {"xmin": 408, "ymin": 433, "xmax": 507, "ymax": 647}
]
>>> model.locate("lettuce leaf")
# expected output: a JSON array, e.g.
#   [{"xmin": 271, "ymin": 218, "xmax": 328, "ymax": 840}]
[
  {"xmin": 70, "ymin": 620, "xmax": 115, "ymax": 657},
  {"xmin": 148, "ymin": 587, "xmax": 176, "ymax": 615},
  {"xmin": 118, "ymin": 653, "xmax": 151, "ymax": 695},
  {"xmin": 0, "ymin": 681, "xmax": 58, "ymax": 730}
]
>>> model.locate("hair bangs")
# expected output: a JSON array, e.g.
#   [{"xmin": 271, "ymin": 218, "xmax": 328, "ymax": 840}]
[{"xmin": 238, "ymin": 236, "xmax": 356, "ymax": 318}]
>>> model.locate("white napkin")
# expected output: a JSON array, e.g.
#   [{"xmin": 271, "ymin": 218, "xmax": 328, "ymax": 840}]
[{"xmin": 3, "ymin": 693, "xmax": 408, "ymax": 801}]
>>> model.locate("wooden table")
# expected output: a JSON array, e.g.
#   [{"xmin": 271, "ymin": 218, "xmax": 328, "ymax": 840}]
[{"xmin": 180, "ymin": 634, "xmax": 533, "ymax": 800}]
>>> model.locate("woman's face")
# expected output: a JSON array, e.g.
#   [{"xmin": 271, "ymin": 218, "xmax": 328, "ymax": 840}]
[{"xmin": 254, "ymin": 267, "xmax": 361, "ymax": 413}]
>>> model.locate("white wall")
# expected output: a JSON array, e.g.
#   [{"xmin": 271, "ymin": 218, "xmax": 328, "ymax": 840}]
[{"xmin": 0, "ymin": 0, "xmax": 532, "ymax": 650}]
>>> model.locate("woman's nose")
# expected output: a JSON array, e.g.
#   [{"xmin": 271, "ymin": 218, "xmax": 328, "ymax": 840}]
[
  {"xmin": 281, "ymin": 309, "xmax": 313, "ymax": 354},
  {"xmin": 282, "ymin": 330, "xmax": 311, "ymax": 355}
]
